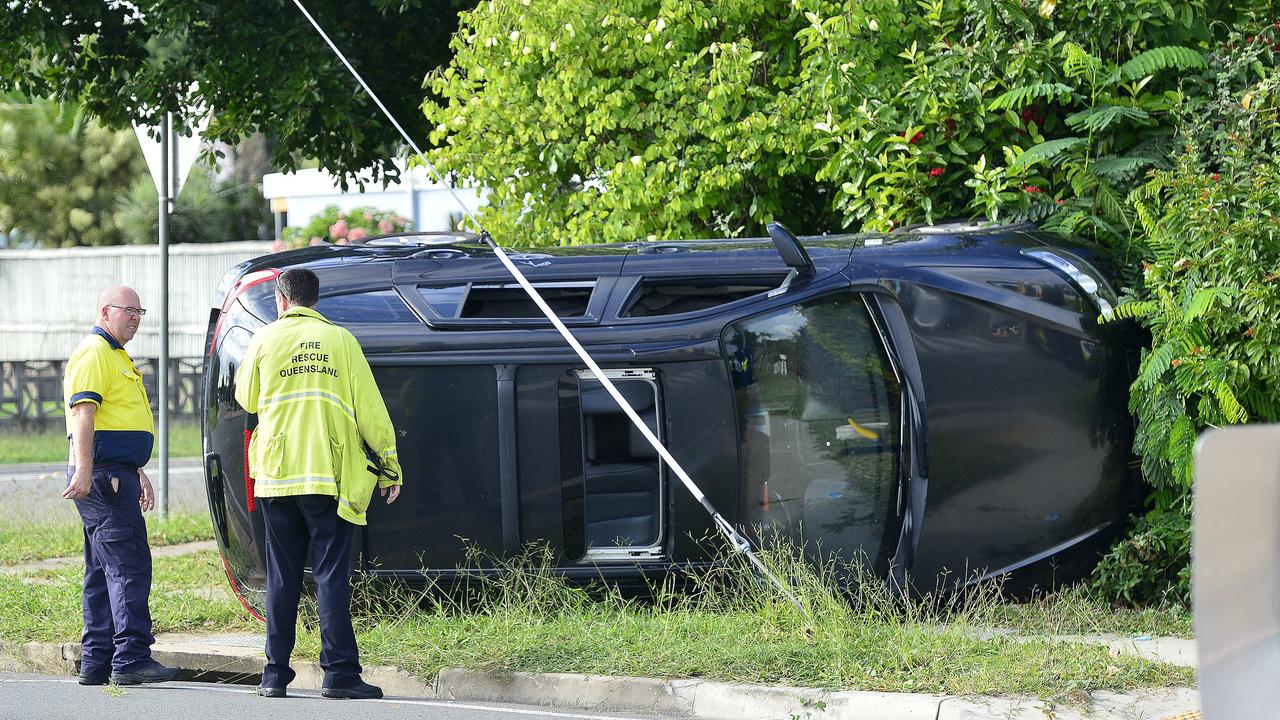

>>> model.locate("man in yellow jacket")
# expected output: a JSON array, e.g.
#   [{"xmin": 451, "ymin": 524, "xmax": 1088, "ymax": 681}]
[{"xmin": 235, "ymin": 267, "xmax": 403, "ymax": 700}]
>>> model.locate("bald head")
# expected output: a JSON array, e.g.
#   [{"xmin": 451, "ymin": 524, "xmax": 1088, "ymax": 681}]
[{"xmin": 96, "ymin": 285, "xmax": 144, "ymax": 346}]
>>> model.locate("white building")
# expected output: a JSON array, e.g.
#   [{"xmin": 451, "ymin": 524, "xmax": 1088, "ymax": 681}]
[{"xmin": 261, "ymin": 161, "xmax": 487, "ymax": 236}]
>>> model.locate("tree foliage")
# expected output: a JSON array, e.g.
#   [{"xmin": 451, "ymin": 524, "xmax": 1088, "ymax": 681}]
[
  {"xmin": 423, "ymin": 0, "xmax": 1252, "ymax": 245},
  {"xmin": 0, "ymin": 96, "xmax": 145, "ymax": 247},
  {"xmin": 0, "ymin": 0, "xmax": 471, "ymax": 184},
  {"xmin": 116, "ymin": 166, "xmax": 273, "ymax": 245},
  {"xmin": 1089, "ymin": 17, "xmax": 1280, "ymax": 605}
]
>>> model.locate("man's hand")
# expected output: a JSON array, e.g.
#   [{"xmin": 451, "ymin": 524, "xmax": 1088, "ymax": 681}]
[
  {"xmin": 380, "ymin": 485, "xmax": 400, "ymax": 504},
  {"xmin": 138, "ymin": 469, "xmax": 156, "ymax": 512},
  {"xmin": 62, "ymin": 467, "xmax": 92, "ymax": 501}
]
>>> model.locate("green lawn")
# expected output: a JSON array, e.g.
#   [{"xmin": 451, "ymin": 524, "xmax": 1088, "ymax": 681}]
[
  {"xmin": 0, "ymin": 513, "xmax": 214, "ymax": 566},
  {"xmin": 0, "ymin": 420, "xmax": 202, "ymax": 464},
  {"xmin": 0, "ymin": 525, "xmax": 1194, "ymax": 702}
]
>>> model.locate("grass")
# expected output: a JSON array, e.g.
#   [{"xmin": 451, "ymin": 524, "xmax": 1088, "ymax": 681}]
[
  {"xmin": 0, "ymin": 551, "xmax": 256, "ymax": 642},
  {"xmin": 331, "ymin": 546, "xmax": 1193, "ymax": 702},
  {"xmin": 0, "ymin": 530, "xmax": 1194, "ymax": 703},
  {"xmin": 0, "ymin": 420, "xmax": 203, "ymax": 464},
  {"xmin": 0, "ymin": 513, "xmax": 214, "ymax": 565},
  {"xmin": 992, "ymin": 587, "xmax": 1194, "ymax": 639}
]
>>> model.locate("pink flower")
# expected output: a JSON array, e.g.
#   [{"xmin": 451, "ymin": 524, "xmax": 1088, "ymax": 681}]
[
  {"xmin": 309, "ymin": 237, "xmax": 325, "ymax": 246},
  {"xmin": 348, "ymin": 228, "xmax": 369, "ymax": 242},
  {"xmin": 928, "ymin": 167, "xmax": 945, "ymax": 178},
  {"xmin": 336, "ymin": 238, "xmax": 349, "ymax": 245},
  {"xmin": 270, "ymin": 239, "xmax": 285, "ymax": 252},
  {"xmin": 329, "ymin": 219, "xmax": 349, "ymax": 239},
  {"xmin": 378, "ymin": 219, "xmax": 394, "ymax": 234}
]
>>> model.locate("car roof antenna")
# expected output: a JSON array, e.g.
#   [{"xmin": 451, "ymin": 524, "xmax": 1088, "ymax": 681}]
[
  {"xmin": 766, "ymin": 222, "xmax": 814, "ymax": 297},
  {"xmin": 290, "ymin": 0, "xmax": 807, "ymax": 615}
]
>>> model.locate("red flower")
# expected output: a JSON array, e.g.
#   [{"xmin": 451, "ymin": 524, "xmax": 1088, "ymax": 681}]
[
  {"xmin": 1020, "ymin": 108, "xmax": 1034, "ymax": 121},
  {"xmin": 1055, "ymin": 199, "xmax": 1065, "ymax": 205},
  {"xmin": 1247, "ymin": 35, "xmax": 1256, "ymax": 43},
  {"xmin": 1023, "ymin": 185, "xmax": 1041, "ymax": 193},
  {"xmin": 909, "ymin": 131, "xmax": 924, "ymax": 144},
  {"xmin": 928, "ymin": 167, "xmax": 944, "ymax": 178},
  {"xmin": 1212, "ymin": 173, "xmax": 1221, "ymax": 181}
]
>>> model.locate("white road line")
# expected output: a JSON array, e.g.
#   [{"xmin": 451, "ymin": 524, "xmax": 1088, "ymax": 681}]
[{"xmin": 0, "ymin": 677, "xmax": 648, "ymax": 720}]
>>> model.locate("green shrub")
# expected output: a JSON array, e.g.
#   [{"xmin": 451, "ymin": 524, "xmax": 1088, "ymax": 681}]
[
  {"xmin": 1090, "ymin": 18, "xmax": 1280, "ymax": 605},
  {"xmin": 1090, "ymin": 509, "xmax": 1191, "ymax": 607},
  {"xmin": 281, "ymin": 204, "xmax": 413, "ymax": 249}
]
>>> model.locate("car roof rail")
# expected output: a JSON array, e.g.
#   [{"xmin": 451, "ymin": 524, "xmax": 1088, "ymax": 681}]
[
  {"xmin": 363, "ymin": 231, "xmax": 484, "ymax": 247},
  {"xmin": 890, "ymin": 218, "xmax": 1038, "ymax": 235}
]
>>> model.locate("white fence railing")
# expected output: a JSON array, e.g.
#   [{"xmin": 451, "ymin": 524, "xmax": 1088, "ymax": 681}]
[{"xmin": 0, "ymin": 242, "xmax": 272, "ymax": 362}]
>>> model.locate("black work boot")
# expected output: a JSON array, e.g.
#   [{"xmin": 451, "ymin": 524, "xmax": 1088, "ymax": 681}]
[
  {"xmin": 322, "ymin": 680, "xmax": 383, "ymax": 700},
  {"xmin": 112, "ymin": 661, "xmax": 180, "ymax": 685}
]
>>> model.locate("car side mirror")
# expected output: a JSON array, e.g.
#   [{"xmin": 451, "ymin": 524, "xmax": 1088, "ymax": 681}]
[{"xmin": 767, "ymin": 222, "xmax": 815, "ymax": 275}]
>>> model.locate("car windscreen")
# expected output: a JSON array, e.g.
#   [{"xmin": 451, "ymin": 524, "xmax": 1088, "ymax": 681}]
[{"xmin": 722, "ymin": 291, "xmax": 903, "ymax": 571}]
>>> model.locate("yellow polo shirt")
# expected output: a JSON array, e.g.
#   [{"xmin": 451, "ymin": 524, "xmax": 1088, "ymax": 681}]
[{"xmin": 63, "ymin": 326, "xmax": 155, "ymax": 468}]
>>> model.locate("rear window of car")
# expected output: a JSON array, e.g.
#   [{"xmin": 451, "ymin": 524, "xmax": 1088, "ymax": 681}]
[{"xmin": 314, "ymin": 290, "xmax": 419, "ymax": 324}]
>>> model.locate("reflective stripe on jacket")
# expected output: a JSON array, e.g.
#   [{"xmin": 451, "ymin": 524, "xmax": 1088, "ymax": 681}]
[{"xmin": 234, "ymin": 305, "xmax": 402, "ymax": 525}]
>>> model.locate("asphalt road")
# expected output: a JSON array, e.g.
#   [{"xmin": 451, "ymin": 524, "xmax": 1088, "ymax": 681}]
[
  {"xmin": 0, "ymin": 672, "xmax": 663, "ymax": 720},
  {"xmin": 0, "ymin": 458, "xmax": 207, "ymax": 524}
]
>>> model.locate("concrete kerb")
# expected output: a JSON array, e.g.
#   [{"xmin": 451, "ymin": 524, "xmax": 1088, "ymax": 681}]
[{"xmin": 0, "ymin": 636, "xmax": 1200, "ymax": 719}]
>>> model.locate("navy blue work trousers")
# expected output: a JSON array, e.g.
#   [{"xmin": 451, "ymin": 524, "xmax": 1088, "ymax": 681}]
[
  {"xmin": 70, "ymin": 464, "xmax": 154, "ymax": 674},
  {"xmin": 259, "ymin": 495, "xmax": 362, "ymax": 690}
]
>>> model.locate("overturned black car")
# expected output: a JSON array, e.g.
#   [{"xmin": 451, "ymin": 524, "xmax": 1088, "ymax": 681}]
[{"xmin": 202, "ymin": 221, "xmax": 1137, "ymax": 616}]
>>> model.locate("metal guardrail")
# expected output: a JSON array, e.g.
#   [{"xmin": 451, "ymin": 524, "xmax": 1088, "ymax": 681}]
[{"xmin": 0, "ymin": 358, "xmax": 202, "ymax": 429}]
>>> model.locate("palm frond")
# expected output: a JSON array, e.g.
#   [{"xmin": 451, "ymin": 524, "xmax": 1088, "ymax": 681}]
[
  {"xmin": 1102, "ymin": 299, "xmax": 1156, "ymax": 322},
  {"xmin": 988, "ymin": 83, "xmax": 1075, "ymax": 111},
  {"xmin": 1120, "ymin": 46, "xmax": 1206, "ymax": 81},
  {"xmin": 1184, "ymin": 286, "xmax": 1234, "ymax": 321},
  {"xmin": 1065, "ymin": 104, "xmax": 1152, "ymax": 132},
  {"xmin": 1010, "ymin": 137, "xmax": 1086, "ymax": 170},
  {"xmin": 1093, "ymin": 155, "xmax": 1158, "ymax": 181},
  {"xmin": 1062, "ymin": 42, "xmax": 1103, "ymax": 80}
]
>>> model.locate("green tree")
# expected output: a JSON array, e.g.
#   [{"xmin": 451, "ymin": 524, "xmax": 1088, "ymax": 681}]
[
  {"xmin": 0, "ymin": 1, "xmax": 472, "ymax": 184},
  {"xmin": 0, "ymin": 96, "xmax": 145, "ymax": 247},
  {"xmin": 423, "ymin": 0, "xmax": 1249, "ymax": 246},
  {"xmin": 116, "ymin": 165, "xmax": 273, "ymax": 245}
]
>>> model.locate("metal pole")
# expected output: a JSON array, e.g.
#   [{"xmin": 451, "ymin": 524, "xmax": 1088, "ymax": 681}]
[{"xmin": 157, "ymin": 113, "xmax": 171, "ymax": 519}]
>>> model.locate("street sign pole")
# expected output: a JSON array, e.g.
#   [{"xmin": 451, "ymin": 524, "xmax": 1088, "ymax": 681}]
[{"xmin": 158, "ymin": 113, "xmax": 171, "ymax": 520}]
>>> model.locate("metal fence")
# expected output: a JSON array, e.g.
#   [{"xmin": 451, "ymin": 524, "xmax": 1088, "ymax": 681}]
[{"xmin": 0, "ymin": 358, "xmax": 204, "ymax": 430}]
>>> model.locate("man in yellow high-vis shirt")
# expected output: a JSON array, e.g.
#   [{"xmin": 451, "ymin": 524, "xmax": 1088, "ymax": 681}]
[
  {"xmin": 62, "ymin": 285, "xmax": 179, "ymax": 686},
  {"xmin": 235, "ymin": 268, "xmax": 403, "ymax": 700}
]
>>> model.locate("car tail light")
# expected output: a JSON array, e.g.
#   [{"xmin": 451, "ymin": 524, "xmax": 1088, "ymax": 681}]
[
  {"xmin": 209, "ymin": 268, "xmax": 281, "ymax": 355},
  {"xmin": 1022, "ymin": 248, "xmax": 1118, "ymax": 315}
]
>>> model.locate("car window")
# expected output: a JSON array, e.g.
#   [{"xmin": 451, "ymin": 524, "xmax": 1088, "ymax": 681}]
[
  {"xmin": 314, "ymin": 290, "xmax": 418, "ymax": 323},
  {"xmin": 722, "ymin": 292, "xmax": 903, "ymax": 570}
]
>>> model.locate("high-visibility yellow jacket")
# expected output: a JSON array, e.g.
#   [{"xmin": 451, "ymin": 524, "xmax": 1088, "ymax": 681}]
[{"xmin": 234, "ymin": 305, "xmax": 402, "ymax": 525}]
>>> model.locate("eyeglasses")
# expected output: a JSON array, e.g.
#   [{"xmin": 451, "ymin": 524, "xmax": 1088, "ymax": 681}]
[{"xmin": 107, "ymin": 305, "xmax": 147, "ymax": 317}]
